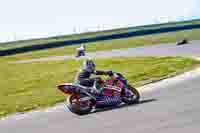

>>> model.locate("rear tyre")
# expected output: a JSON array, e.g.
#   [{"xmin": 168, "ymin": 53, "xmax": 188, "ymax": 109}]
[
  {"xmin": 66, "ymin": 94, "xmax": 92, "ymax": 115},
  {"xmin": 122, "ymin": 84, "xmax": 140, "ymax": 104}
]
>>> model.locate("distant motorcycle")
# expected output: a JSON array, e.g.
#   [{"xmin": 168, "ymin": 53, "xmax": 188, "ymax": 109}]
[
  {"xmin": 57, "ymin": 72, "xmax": 140, "ymax": 115},
  {"xmin": 176, "ymin": 39, "xmax": 188, "ymax": 46}
]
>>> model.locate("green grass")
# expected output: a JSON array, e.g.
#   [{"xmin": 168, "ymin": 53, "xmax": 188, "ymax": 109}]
[
  {"xmin": 0, "ymin": 19, "xmax": 200, "ymax": 51},
  {"xmin": 0, "ymin": 56, "xmax": 199, "ymax": 118},
  {"xmin": 4, "ymin": 28, "xmax": 200, "ymax": 61}
]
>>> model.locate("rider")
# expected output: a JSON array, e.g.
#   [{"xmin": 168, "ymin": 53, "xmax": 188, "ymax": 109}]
[
  {"xmin": 75, "ymin": 59, "xmax": 113, "ymax": 93},
  {"xmin": 76, "ymin": 44, "xmax": 86, "ymax": 57},
  {"xmin": 78, "ymin": 44, "xmax": 85, "ymax": 51}
]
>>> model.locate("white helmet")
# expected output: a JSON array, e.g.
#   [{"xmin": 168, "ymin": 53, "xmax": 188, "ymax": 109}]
[
  {"xmin": 82, "ymin": 59, "xmax": 96, "ymax": 72},
  {"xmin": 81, "ymin": 44, "xmax": 85, "ymax": 48}
]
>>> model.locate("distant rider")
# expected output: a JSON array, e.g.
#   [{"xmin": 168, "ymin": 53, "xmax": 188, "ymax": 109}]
[{"xmin": 76, "ymin": 44, "xmax": 86, "ymax": 57}]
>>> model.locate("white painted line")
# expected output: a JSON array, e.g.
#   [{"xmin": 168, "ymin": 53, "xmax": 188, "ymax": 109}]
[{"xmin": 138, "ymin": 67, "xmax": 200, "ymax": 93}]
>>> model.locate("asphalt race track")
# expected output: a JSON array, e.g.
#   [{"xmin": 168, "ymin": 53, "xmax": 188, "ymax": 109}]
[
  {"xmin": 1, "ymin": 41, "xmax": 200, "ymax": 133},
  {"xmin": 1, "ymin": 68, "xmax": 200, "ymax": 133}
]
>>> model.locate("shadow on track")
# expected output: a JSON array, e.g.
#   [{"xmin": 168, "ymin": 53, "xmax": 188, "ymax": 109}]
[{"xmin": 89, "ymin": 98, "xmax": 157, "ymax": 115}]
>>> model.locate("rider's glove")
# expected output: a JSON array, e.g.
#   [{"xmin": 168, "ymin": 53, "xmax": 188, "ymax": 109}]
[{"xmin": 107, "ymin": 71, "xmax": 113, "ymax": 76}]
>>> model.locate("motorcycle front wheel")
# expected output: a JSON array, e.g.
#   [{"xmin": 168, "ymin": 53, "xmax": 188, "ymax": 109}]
[
  {"xmin": 122, "ymin": 84, "xmax": 140, "ymax": 104},
  {"xmin": 66, "ymin": 94, "xmax": 93, "ymax": 115}
]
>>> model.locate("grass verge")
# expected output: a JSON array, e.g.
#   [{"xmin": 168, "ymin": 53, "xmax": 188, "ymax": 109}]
[{"xmin": 0, "ymin": 56, "xmax": 199, "ymax": 118}]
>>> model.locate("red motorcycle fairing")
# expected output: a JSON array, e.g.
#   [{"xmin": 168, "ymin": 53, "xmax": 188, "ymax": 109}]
[
  {"xmin": 97, "ymin": 79, "xmax": 123, "ymax": 106},
  {"xmin": 101, "ymin": 86, "xmax": 121, "ymax": 97},
  {"xmin": 106, "ymin": 79, "xmax": 124, "ymax": 89},
  {"xmin": 102, "ymin": 79, "xmax": 124, "ymax": 95},
  {"xmin": 57, "ymin": 83, "xmax": 77, "ymax": 94}
]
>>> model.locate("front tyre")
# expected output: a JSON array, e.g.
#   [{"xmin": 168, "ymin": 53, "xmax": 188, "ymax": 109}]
[
  {"xmin": 66, "ymin": 94, "xmax": 92, "ymax": 115},
  {"xmin": 122, "ymin": 84, "xmax": 140, "ymax": 104}
]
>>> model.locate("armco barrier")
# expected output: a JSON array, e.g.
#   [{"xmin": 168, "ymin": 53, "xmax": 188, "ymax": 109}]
[{"xmin": 1, "ymin": 24, "xmax": 200, "ymax": 56}]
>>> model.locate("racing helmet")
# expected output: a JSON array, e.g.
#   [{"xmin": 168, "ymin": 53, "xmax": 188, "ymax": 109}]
[{"xmin": 82, "ymin": 59, "xmax": 96, "ymax": 72}]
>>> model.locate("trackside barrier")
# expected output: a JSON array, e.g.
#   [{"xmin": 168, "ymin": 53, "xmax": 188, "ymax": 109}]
[{"xmin": 1, "ymin": 24, "xmax": 200, "ymax": 56}]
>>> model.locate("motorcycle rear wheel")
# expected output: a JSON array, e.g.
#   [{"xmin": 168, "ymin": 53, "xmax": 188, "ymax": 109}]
[
  {"xmin": 66, "ymin": 94, "xmax": 92, "ymax": 115},
  {"xmin": 122, "ymin": 84, "xmax": 140, "ymax": 104}
]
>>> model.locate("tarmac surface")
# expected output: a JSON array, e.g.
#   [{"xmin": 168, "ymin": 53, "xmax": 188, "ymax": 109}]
[
  {"xmin": 12, "ymin": 40, "xmax": 200, "ymax": 64},
  {"xmin": 2, "ymin": 41, "xmax": 200, "ymax": 133}
]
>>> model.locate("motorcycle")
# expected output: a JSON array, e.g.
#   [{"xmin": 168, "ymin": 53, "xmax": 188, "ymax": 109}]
[
  {"xmin": 57, "ymin": 72, "xmax": 140, "ymax": 115},
  {"xmin": 176, "ymin": 38, "xmax": 188, "ymax": 46}
]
